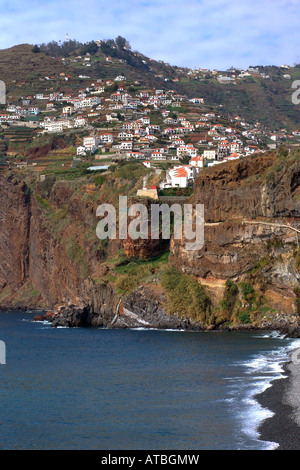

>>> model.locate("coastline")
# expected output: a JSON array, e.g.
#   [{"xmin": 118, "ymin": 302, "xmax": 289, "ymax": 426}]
[
  {"xmin": 5, "ymin": 309, "xmax": 300, "ymax": 449},
  {"xmin": 257, "ymin": 361, "xmax": 300, "ymax": 450}
]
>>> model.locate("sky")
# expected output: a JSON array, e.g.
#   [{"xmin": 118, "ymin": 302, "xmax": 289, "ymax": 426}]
[{"xmin": 0, "ymin": 0, "xmax": 300, "ymax": 70}]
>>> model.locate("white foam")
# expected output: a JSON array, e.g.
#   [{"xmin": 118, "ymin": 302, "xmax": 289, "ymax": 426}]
[
  {"xmin": 229, "ymin": 337, "xmax": 300, "ymax": 449},
  {"xmin": 255, "ymin": 331, "xmax": 288, "ymax": 340},
  {"xmin": 129, "ymin": 327, "xmax": 186, "ymax": 332}
]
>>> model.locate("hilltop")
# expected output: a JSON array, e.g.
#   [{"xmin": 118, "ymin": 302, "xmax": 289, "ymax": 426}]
[{"xmin": 0, "ymin": 41, "xmax": 300, "ymax": 129}]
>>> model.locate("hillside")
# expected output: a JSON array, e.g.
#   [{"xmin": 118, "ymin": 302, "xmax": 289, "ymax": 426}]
[
  {"xmin": 0, "ymin": 43, "xmax": 300, "ymax": 129},
  {"xmin": 0, "ymin": 40, "xmax": 299, "ymax": 333}
]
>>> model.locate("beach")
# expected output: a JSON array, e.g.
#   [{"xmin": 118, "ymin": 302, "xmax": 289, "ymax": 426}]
[{"xmin": 257, "ymin": 361, "xmax": 300, "ymax": 450}]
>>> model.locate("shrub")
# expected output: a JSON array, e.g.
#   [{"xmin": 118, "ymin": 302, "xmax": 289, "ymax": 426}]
[
  {"xmin": 115, "ymin": 274, "xmax": 139, "ymax": 295},
  {"xmin": 237, "ymin": 311, "xmax": 251, "ymax": 324},
  {"xmin": 220, "ymin": 280, "xmax": 238, "ymax": 318},
  {"xmin": 240, "ymin": 283, "xmax": 255, "ymax": 302},
  {"xmin": 94, "ymin": 174, "xmax": 106, "ymax": 186},
  {"xmin": 294, "ymin": 287, "xmax": 300, "ymax": 315},
  {"xmin": 32, "ymin": 45, "xmax": 40, "ymax": 53},
  {"xmin": 35, "ymin": 193, "xmax": 51, "ymax": 211},
  {"xmin": 160, "ymin": 266, "xmax": 212, "ymax": 324},
  {"xmin": 112, "ymin": 162, "xmax": 150, "ymax": 180}
]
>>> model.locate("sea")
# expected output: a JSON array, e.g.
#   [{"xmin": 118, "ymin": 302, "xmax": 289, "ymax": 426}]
[{"xmin": 0, "ymin": 311, "xmax": 299, "ymax": 450}]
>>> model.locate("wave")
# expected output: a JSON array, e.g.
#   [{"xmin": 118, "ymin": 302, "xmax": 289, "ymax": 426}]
[
  {"xmin": 129, "ymin": 327, "xmax": 186, "ymax": 332},
  {"xmin": 31, "ymin": 320, "xmax": 51, "ymax": 325},
  {"xmin": 254, "ymin": 330, "xmax": 288, "ymax": 340},
  {"xmin": 228, "ymin": 337, "xmax": 300, "ymax": 450}
]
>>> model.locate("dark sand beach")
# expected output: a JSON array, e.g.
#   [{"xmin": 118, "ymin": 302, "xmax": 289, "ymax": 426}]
[{"xmin": 257, "ymin": 362, "xmax": 300, "ymax": 450}]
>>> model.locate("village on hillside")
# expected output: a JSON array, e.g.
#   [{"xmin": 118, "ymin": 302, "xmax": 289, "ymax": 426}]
[{"xmin": 1, "ymin": 54, "xmax": 300, "ymax": 196}]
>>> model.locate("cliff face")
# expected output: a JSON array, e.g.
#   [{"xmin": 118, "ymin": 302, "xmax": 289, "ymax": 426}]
[
  {"xmin": 0, "ymin": 151, "xmax": 299, "ymax": 331},
  {"xmin": 170, "ymin": 152, "xmax": 300, "ymax": 316},
  {"xmin": 0, "ymin": 174, "xmax": 31, "ymax": 292},
  {"xmin": 189, "ymin": 153, "xmax": 299, "ymax": 222},
  {"xmin": 0, "ymin": 171, "xmax": 119, "ymax": 321}
]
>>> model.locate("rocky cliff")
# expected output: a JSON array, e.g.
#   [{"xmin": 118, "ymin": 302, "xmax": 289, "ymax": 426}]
[
  {"xmin": 170, "ymin": 150, "xmax": 300, "ymax": 323},
  {"xmin": 0, "ymin": 150, "xmax": 299, "ymax": 332},
  {"xmin": 0, "ymin": 171, "xmax": 119, "ymax": 322}
]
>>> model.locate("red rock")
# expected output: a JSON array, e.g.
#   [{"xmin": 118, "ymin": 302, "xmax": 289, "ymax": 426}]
[
  {"xmin": 45, "ymin": 310, "xmax": 56, "ymax": 320},
  {"xmin": 33, "ymin": 314, "xmax": 46, "ymax": 322}
]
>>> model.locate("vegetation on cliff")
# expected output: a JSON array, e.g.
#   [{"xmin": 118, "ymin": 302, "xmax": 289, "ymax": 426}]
[{"xmin": 160, "ymin": 266, "xmax": 212, "ymax": 324}]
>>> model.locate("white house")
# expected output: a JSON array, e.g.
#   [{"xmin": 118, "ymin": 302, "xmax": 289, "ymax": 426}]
[
  {"xmin": 99, "ymin": 133, "xmax": 113, "ymax": 143},
  {"xmin": 74, "ymin": 116, "xmax": 87, "ymax": 128},
  {"xmin": 164, "ymin": 128, "xmax": 178, "ymax": 137},
  {"xmin": 62, "ymin": 105, "xmax": 74, "ymax": 116},
  {"xmin": 44, "ymin": 121, "xmax": 64, "ymax": 133},
  {"xmin": 189, "ymin": 98, "xmax": 204, "ymax": 104},
  {"xmin": 147, "ymin": 124, "xmax": 160, "ymax": 133},
  {"xmin": 176, "ymin": 144, "xmax": 197, "ymax": 158},
  {"xmin": 122, "ymin": 122, "xmax": 134, "ymax": 130},
  {"xmin": 140, "ymin": 116, "xmax": 150, "ymax": 125},
  {"xmin": 83, "ymin": 136, "xmax": 100, "ymax": 151},
  {"xmin": 230, "ymin": 141, "xmax": 241, "ymax": 153},
  {"xmin": 190, "ymin": 155, "xmax": 204, "ymax": 169},
  {"xmin": 144, "ymin": 135, "xmax": 157, "ymax": 143},
  {"xmin": 203, "ymin": 149, "xmax": 216, "ymax": 160},
  {"xmin": 120, "ymin": 141, "xmax": 133, "ymax": 151},
  {"xmin": 151, "ymin": 151, "xmax": 165, "ymax": 160},
  {"xmin": 27, "ymin": 107, "xmax": 40, "ymax": 115},
  {"xmin": 77, "ymin": 146, "xmax": 87, "ymax": 156},
  {"xmin": 171, "ymin": 137, "xmax": 185, "ymax": 146},
  {"xmin": 160, "ymin": 165, "xmax": 196, "ymax": 189},
  {"xmin": 114, "ymin": 75, "xmax": 126, "ymax": 82},
  {"xmin": 73, "ymin": 96, "xmax": 101, "ymax": 109},
  {"xmin": 126, "ymin": 151, "xmax": 144, "ymax": 159},
  {"xmin": 118, "ymin": 131, "xmax": 133, "ymax": 140}
]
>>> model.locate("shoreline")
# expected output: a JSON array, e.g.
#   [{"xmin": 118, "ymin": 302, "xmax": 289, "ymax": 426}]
[{"xmin": 256, "ymin": 361, "xmax": 300, "ymax": 450}]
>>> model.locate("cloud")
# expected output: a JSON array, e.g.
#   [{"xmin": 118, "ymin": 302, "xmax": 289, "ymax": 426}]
[{"xmin": 0, "ymin": 0, "xmax": 299, "ymax": 69}]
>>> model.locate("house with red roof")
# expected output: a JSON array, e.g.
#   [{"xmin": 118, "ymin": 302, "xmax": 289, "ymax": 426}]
[
  {"xmin": 160, "ymin": 165, "xmax": 197, "ymax": 189},
  {"xmin": 190, "ymin": 155, "xmax": 204, "ymax": 169}
]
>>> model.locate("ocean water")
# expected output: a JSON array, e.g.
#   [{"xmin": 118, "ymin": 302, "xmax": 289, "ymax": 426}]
[{"xmin": 0, "ymin": 311, "xmax": 299, "ymax": 450}]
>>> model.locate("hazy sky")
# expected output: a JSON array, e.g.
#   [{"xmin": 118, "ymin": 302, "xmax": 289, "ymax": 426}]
[{"xmin": 1, "ymin": 0, "xmax": 300, "ymax": 69}]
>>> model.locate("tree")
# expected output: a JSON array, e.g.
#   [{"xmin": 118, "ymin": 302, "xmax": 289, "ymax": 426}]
[
  {"xmin": 115, "ymin": 36, "xmax": 127, "ymax": 50},
  {"xmin": 100, "ymin": 42, "xmax": 113, "ymax": 56},
  {"xmin": 39, "ymin": 39, "xmax": 84, "ymax": 57},
  {"xmin": 32, "ymin": 45, "xmax": 40, "ymax": 53},
  {"xmin": 81, "ymin": 41, "xmax": 98, "ymax": 56},
  {"xmin": 106, "ymin": 39, "xmax": 116, "ymax": 48},
  {"xmin": 40, "ymin": 40, "xmax": 62, "ymax": 57},
  {"xmin": 115, "ymin": 36, "xmax": 131, "ymax": 50},
  {"xmin": 61, "ymin": 39, "xmax": 82, "ymax": 57}
]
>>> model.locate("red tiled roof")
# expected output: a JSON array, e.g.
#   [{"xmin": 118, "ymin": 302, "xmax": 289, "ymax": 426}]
[
  {"xmin": 175, "ymin": 168, "xmax": 187, "ymax": 177},
  {"xmin": 191, "ymin": 155, "xmax": 204, "ymax": 161}
]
